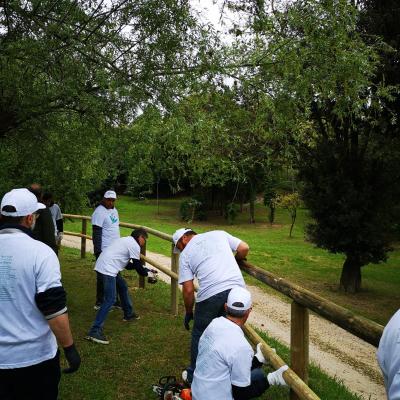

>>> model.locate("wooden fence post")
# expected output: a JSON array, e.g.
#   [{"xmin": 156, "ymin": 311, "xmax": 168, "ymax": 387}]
[
  {"xmin": 290, "ymin": 301, "xmax": 309, "ymax": 400},
  {"xmin": 171, "ymin": 244, "xmax": 179, "ymax": 315},
  {"xmin": 139, "ymin": 240, "xmax": 146, "ymax": 289},
  {"xmin": 81, "ymin": 219, "xmax": 87, "ymax": 259}
]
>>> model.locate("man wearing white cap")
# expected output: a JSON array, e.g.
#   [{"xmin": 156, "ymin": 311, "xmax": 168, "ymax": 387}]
[
  {"xmin": 173, "ymin": 228, "xmax": 249, "ymax": 382},
  {"xmin": 191, "ymin": 287, "xmax": 288, "ymax": 400},
  {"xmin": 91, "ymin": 190, "xmax": 120, "ymax": 309},
  {"xmin": 0, "ymin": 188, "xmax": 80, "ymax": 400}
]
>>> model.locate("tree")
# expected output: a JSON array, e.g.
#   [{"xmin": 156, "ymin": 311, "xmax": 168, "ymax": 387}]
[
  {"xmin": 0, "ymin": 0, "xmax": 210, "ymax": 209},
  {"xmin": 226, "ymin": 0, "xmax": 400, "ymax": 292},
  {"xmin": 277, "ymin": 192, "xmax": 300, "ymax": 238}
]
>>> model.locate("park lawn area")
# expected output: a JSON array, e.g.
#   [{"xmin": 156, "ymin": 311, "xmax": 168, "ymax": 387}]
[
  {"xmin": 64, "ymin": 196, "xmax": 400, "ymax": 325},
  {"xmin": 59, "ymin": 246, "xmax": 361, "ymax": 400}
]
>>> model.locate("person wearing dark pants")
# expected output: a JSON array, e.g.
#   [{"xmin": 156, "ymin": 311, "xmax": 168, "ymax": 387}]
[
  {"xmin": 0, "ymin": 351, "xmax": 61, "ymax": 400},
  {"xmin": 91, "ymin": 190, "xmax": 120, "ymax": 309},
  {"xmin": 0, "ymin": 188, "xmax": 80, "ymax": 400},
  {"xmin": 173, "ymin": 228, "xmax": 250, "ymax": 383},
  {"xmin": 191, "ymin": 287, "xmax": 288, "ymax": 400},
  {"xmin": 86, "ymin": 229, "xmax": 156, "ymax": 345}
]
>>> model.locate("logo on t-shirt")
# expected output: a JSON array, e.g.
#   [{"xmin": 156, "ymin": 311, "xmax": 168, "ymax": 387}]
[{"xmin": 110, "ymin": 214, "xmax": 118, "ymax": 224}]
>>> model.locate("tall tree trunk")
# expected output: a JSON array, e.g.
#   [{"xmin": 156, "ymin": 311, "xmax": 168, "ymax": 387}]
[
  {"xmin": 269, "ymin": 205, "xmax": 275, "ymax": 225},
  {"xmin": 340, "ymin": 256, "xmax": 362, "ymax": 293},
  {"xmin": 156, "ymin": 177, "xmax": 159, "ymax": 215},
  {"xmin": 289, "ymin": 209, "xmax": 296, "ymax": 238},
  {"xmin": 249, "ymin": 184, "xmax": 256, "ymax": 224}
]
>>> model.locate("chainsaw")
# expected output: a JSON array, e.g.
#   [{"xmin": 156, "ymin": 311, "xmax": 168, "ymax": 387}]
[
  {"xmin": 147, "ymin": 269, "xmax": 159, "ymax": 284},
  {"xmin": 152, "ymin": 376, "xmax": 191, "ymax": 400}
]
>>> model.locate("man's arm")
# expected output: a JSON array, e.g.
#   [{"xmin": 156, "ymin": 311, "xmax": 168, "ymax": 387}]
[
  {"xmin": 92, "ymin": 225, "xmax": 102, "ymax": 258},
  {"xmin": 182, "ymin": 280, "xmax": 195, "ymax": 314},
  {"xmin": 48, "ymin": 313, "xmax": 81, "ymax": 374},
  {"xmin": 47, "ymin": 312, "xmax": 73, "ymax": 347},
  {"xmin": 56, "ymin": 218, "xmax": 64, "ymax": 233},
  {"xmin": 235, "ymin": 241, "xmax": 249, "ymax": 261},
  {"xmin": 35, "ymin": 286, "xmax": 80, "ymax": 373},
  {"xmin": 182, "ymin": 280, "xmax": 195, "ymax": 330}
]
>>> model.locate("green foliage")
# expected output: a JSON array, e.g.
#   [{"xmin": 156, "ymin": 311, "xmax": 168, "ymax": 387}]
[
  {"xmin": 179, "ymin": 198, "xmax": 205, "ymax": 223},
  {"xmin": 264, "ymin": 175, "xmax": 278, "ymax": 225},
  {"xmin": 225, "ymin": 0, "xmax": 400, "ymax": 290},
  {"xmin": 277, "ymin": 192, "xmax": 301, "ymax": 238},
  {"xmin": 0, "ymin": 0, "xmax": 210, "ymax": 209},
  {"xmin": 225, "ymin": 202, "xmax": 240, "ymax": 225}
]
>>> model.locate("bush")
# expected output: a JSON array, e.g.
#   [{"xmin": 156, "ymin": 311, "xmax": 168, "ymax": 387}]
[
  {"xmin": 225, "ymin": 202, "xmax": 240, "ymax": 225},
  {"xmin": 179, "ymin": 198, "xmax": 207, "ymax": 222}
]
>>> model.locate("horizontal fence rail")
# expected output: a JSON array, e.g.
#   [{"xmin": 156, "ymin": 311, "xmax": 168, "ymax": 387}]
[
  {"xmin": 244, "ymin": 325, "xmax": 320, "ymax": 400},
  {"xmin": 63, "ymin": 213, "xmax": 383, "ymax": 400},
  {"xmin": 239, "ymin": 260, "xmax": 384, "ymax": 347}
]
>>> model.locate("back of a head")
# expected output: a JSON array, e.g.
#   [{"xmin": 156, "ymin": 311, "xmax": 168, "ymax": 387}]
[
  {"xmin": 226, "ymin": 286, "xmax": 252, "ymax": 318},
  {"xmin": 131, "ymin": 228, "xmax": 148, "ymax": 241}
]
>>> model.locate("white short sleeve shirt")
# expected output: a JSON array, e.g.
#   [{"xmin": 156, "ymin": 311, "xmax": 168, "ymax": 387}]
[
  {"xmin": 178, "ymin": 231, "xmax": 245, "ymax": 302},
  {"xmin": 95, "ymin": 236, "xmax": 140, "ymax": 277},
  {"xmin": 91, "ymin": 204, "xmax": 120, "ymax": 250},
  {"xmin": 0, "ymin": 229, "xmax": 62, "ymax": 368},
  {"xmin": 192, "ymin": 316, "xmax": 254, "ymax": 400},
  {"xmin": 377, "ymin": 309, "xmax": 400, "ymax": 400}
]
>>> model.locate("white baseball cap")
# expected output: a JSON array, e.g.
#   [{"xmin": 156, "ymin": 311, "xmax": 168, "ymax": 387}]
[
  {"xmin": 227, "ymin": 287, "xmax": 252, "ymax": 311},
  {"xmin": 172, "ymin": 228, "xmax": 193, "ymax": 253},
  {"xmin": 1, "ymin": 188, "xmax": 46, "ymax": 217},
  {"xmin": 104, "ymin": 190, "xmax": 117, "ymax": 199}
]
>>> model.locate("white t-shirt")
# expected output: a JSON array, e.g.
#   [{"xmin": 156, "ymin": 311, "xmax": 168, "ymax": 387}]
[
  {"xmin": 178, "ymin": 231, "xmax": 245, "ymax": 302},
  {"xmin": 377, "ymin": 309, "xmax": 400, "ymax": 400},
  {"xmin": 192, "ymin": 316, "xmax": 254, "ymax": 400},
  {"xmin": 0, "ymin": 228, "xmax": 61, "ymax": 369},
  {"xmin": 95, "ymin": 236, "xmax": 141, "ymax": 277},
  {"xmin": 91, "ymin": 204, "xmax": 120, "ymax": 250},
  {"xmin": 49, "ymin": 203, "xmax": 62, "ymax": 236}
]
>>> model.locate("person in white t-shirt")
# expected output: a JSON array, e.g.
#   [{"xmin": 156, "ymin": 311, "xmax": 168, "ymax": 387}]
[
  {"xmin": 377, "ymin": 309, "xmax": 400, "ymax": 399},
  {"xmin": 86, "ymin": 228, "xmax": 156, "ymax": 345},
  {"xmin": 192, "ymin": 287, "xmax": 288, "ymax": 400},
  {"xmin": 91, "ymin": 190, "xmax": 120, "ymax": 309},
  {"xmin": 0, "ymin": 188, "xmax": 80, "ymax": 400},
  {"xmin": 173, "ymin": 228, "xmax": 249, "ymax": 382}
]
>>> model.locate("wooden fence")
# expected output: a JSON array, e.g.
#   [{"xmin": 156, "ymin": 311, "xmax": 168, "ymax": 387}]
[{"xmin": 63, "ymin": 213, "xmax": 384, "ymax": 400}]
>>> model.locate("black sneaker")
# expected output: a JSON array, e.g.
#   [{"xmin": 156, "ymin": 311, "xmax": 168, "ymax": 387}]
[
  {"xmin": 85, "ymin": 331, "xmax": 109, "ymax": 345},
  {"xmin": 122, "ymin": 313, "xmax": 140, "ymax": 322}
]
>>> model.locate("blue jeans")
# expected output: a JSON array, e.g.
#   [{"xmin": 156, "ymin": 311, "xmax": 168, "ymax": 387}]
[
  {"xmin": 190, "ymin": 289, "xmax": 231, "ymax": 372},
  {"xmin": 248, "ymin": 368, "xmax": 268, "ymax": 398},
  {"xmin": 89, "ymin": 273, "xmax": 135, "ymax": 335}
]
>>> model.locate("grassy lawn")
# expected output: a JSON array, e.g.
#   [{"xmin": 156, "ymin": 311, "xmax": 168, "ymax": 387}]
[
  {"xmin": 58, "ymin": 246, "xmax": 361, "ymax": 400},
  {"xmin": 64, "ymin": 196, "xmax": 400, "ymax": 325}
]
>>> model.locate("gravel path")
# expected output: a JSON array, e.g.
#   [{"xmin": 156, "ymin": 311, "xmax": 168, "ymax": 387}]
[{"xmin": 62, "ymin": 235, "xmax": 385, "ymax": 399}]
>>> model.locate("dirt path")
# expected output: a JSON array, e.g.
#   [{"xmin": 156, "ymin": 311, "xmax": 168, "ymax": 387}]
[{"xmin": 62, "ymin": 236, "xmax": 385, "ymax": 399}]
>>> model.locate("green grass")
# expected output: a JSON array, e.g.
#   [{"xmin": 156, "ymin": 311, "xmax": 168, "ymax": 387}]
[
  {"xmin": 64, "ymin": 196, "xmax": 400, "ymax": 325},
  {"xmin": 58, "ymin": 247, "xmax": 360, "ymax": 399}
]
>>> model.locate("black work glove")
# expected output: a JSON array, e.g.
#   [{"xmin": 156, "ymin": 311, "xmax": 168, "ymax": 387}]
[
  {"xmin": 184, "ymin": 312, "xmax": 194, "ymax": 331},
  {"xmin": 63, "ymin": 343, "xmax": 81, "ymax": 373}
]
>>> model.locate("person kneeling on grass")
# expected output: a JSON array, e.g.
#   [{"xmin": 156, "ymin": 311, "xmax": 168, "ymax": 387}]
[
  {"xmin": 86, "ymin": 228, "xmax": 156, "ymax": 345},
  {"xmin": 191, "ymin": 287, "xmax": 288, "ymax": 400}
]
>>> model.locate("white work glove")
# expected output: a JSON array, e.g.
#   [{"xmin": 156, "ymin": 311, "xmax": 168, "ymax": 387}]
[
  {"xmin": 255, "ymin": 343, "xmax": 266, "ymax": 364},
  {"xmin": 255, "ymin": 343, "xmax": 276, "ymax": 364},
  {"xmin": 267, "ymin": 365, "xmax": 289, "ymax": 386}
]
